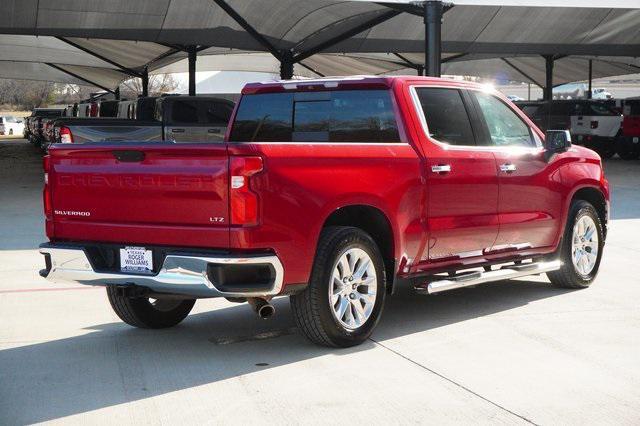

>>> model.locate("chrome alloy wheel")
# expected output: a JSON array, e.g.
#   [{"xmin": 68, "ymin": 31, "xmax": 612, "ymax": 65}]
[
  {"xmin": 329, "ymin": 248, "xmax": 377, "ymax": 330},
  {"xmin": 571, "ymin": 215, "xmax": 599, "ymax": 276}
]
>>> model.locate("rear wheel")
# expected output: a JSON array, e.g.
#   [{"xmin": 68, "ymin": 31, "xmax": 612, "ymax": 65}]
[
  {"xmin": 547, "ymin": 200, "xmax": 604, "ymax": 289},
  {"xmin": 106, "ymin": 287, "xmax": 195, "ymax": 328},
  {"xmin": 290, "ymin": 226, "xmax": 386, "ymax": 347}
]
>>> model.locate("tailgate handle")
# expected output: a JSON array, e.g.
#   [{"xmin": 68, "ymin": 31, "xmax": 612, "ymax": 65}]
[
  {"xmin": 172, "ymin": 128, "xmax": 185, "ymax": 133},
  {"xmin": 113, "ymin": 150, "xmax": 145, "ymax": 162}
]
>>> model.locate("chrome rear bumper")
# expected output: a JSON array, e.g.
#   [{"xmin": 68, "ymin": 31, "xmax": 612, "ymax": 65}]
[{"xmin": 39, "ymin": 244, "xmax": 284, "ymax": 298}]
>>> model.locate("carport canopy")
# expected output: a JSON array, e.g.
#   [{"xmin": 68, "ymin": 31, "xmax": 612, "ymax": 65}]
[{"xmin": 0, "ymin": 0, "xmax": 639, "ymax": 91}]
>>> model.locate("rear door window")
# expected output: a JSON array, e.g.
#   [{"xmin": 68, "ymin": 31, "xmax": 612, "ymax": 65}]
[
  {"xmin": 473, "ymin": 92, "xmax": 536, "ymax": 147},
  {"xmin": 170, "ymin": 100, "xmax": 200, "ymax": 124},
  {"xmin": 201, "ymin": 101, "xmax": 234, "ymax": 126},
  {"xmin": 414, "ymin": 87, "xmax": 476, "ymax": 146},
  {"xmin": 229, "ymin": 90, "xmax": 399, "ymax": 143},
  {"xmin": 582, "ymin": 103, "xmax": 618, "ymax": 116}
]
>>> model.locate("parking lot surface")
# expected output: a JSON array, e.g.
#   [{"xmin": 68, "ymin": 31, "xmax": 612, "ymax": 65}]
[{"xmin": 1, "ymin": 139, "xmax": 639, "ymax": 425}]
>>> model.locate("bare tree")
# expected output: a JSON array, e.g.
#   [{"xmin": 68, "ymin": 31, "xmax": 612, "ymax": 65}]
[
  {"xmin": 0, "ymin": 79, "xmax": 56, "ymax": 110},
  {"xmin": 120, "ymin": 74, "xmax": 179, "ymax": 98}
]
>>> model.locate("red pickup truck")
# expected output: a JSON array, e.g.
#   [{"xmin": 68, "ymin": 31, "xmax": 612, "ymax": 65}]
[{"xmin": 39, "ymin": 76, "xmax": 609, "ymax": 347}]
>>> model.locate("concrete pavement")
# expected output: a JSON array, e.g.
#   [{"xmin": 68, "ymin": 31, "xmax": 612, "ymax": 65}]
[{"xmin": 1, "ymin": 140, "xmax": 639, "ymax": 425}]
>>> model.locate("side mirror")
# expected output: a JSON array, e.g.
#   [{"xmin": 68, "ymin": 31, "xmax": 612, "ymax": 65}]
[{"xmin": 545, "ymin": 130, "xmax": 571, "ymax": 153}]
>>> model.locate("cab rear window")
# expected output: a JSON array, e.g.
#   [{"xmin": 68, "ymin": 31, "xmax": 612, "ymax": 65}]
[
  {"xmin": 574, "ymin": 103, "xmax": 618, "ymax": 116},
  {"xmin": 229, "ymin": 90, "xmax": 400, "ymax": 143}
]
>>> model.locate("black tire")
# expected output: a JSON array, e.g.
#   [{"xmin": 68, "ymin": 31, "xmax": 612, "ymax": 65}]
[
  {"xmin": 547, "ymin": 200, "xmax": 604, "ymax": 289},
  {"xmin": 8, "ymin": 129, "xmax": 13, "ymax": 135},
  {"xmin": 616, "ymin": 138, "xmax": 640, "ymax": 160},
  {"xmin": 597, "ymin": 145, "xmax": 616, "ymax": 160},
  {"xmin": 290, "ymin": 226, "xmax": 386, "ymax": 347},
  {"xmin": 106, "ymin": 287, "xmax": 195, "ymax": 328}
]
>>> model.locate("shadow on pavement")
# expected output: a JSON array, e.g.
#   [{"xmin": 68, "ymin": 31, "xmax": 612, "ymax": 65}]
[{"xmin": 0, "ymin": 278, "xmax": 573, "ymax": 424}]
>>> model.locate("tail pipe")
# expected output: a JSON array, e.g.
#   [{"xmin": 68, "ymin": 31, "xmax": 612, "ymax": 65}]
[{"xmin": 247, "ymin": 298, "xmax": 275, "ymax": 319}]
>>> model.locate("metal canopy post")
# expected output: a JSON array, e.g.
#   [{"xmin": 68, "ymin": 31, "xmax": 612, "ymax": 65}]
[
  {"xmin": 424, "ymin": 1, "xmax": 443, "ymax": 77},
  {"xmin": 115, "ymin": 86, "xmax": 120, "ymax": 100},
  {"xmin": 588, "ymin": 59, "xmax": 593, "ymax": 99},
  {"xmin": 141, "ymin": 67, "xmax": 149, "ymax": 97},
  {"xmin": 544, "ymin": 55, "xmax": 554, "ymax": 130},
  {"xmin": 188, "ymin": 46, "xmax": 197, "ymax": 96},
  {"xmin": 280, "ymin": 51, "xmax": 294, "ymax": 80}
]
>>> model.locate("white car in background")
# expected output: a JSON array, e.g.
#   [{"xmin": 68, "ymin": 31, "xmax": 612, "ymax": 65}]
[
  {"xmin": 0, "ymin": 115, "xmax": 25, "ymax": 136},
  {"xmin": 591, "ymin": 88, "xmax": 613, "ymax": 100}
]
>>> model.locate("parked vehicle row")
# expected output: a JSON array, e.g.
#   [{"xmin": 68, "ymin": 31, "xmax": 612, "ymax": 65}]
[
  {"xmin": 40, "ymin": 76, "xmax": 609, "ymax": 347},
  {"xmin": 51, "ymin": 96, "xmax": 234, "ymax": 146},
  {"xmin": 26, "ymin": 95, "xmax": 235, "ymax": 151},
  {"xmin": 514, "ymin": 99, "xmax": 626, "ymax": 159},
  {"xmin": 25, "ymin": 108, "xmax": 65, "ymax": 146}
]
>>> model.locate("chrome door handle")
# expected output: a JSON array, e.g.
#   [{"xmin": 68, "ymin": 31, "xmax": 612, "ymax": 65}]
[
  {"xmin": 500, "ymin": 163, "xmax": 517, "ymax": 173},
  {"xmin": 431, "ymin": 164, "xmax": 451, "ymax": 174}
]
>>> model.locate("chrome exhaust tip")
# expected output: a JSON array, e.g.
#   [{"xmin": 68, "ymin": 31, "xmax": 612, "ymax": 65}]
[
  {"xmin": 257, "ymin": 303, "xmax": 275, "ymax": 319},
  {"xmin": 248, "ymin": 298, "xmax": 275, "ymax": 319}
]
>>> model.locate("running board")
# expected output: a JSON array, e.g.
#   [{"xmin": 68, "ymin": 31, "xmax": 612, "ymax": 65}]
[{"xmin": 416, "ymin": 260, "xmax": 562, "ymax": 295}]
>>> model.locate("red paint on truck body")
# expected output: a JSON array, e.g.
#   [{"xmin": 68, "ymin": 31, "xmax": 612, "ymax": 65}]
[{"xmin": 45, "ymin": 77, "xmax": 609, "ymax": 292}]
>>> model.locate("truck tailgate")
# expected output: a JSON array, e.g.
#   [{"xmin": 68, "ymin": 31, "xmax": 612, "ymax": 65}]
[
  {"xmin": 47, "ymin": 143, "xmax": 229, "ymax": 248},
  {"xmin": 59, "ymin": 119, "xmax": 162, "ymax": 144}
]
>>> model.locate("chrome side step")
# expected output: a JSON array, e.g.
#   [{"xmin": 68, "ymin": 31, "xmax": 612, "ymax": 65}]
[{"xmin": 416, "ymin": 260, "xmax": 562, "ymax": 295}]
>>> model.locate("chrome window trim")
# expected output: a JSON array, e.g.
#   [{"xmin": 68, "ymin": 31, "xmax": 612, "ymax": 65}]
[{"xmin": 409, "ymin": 84, "xmax": 543, "ymax": 154}]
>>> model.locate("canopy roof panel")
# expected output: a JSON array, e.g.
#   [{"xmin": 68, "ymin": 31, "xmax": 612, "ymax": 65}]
[
  {"xmin": 0, "ymin": 1, "xmax": 639, "ymax": 90},
  {"xmin": 0, "ymin": 61, "xmax": 127, "ymax": 88},
  {"xmin": 0, "ymin": 1, "xmax": 638, "ymax": 56}
]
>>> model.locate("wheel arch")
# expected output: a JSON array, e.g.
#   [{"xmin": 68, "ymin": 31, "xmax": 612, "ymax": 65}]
[
  {"xmin": 321, "ymin": 205, "xmax": 397, "ymax": 293},
  {"xmin": 568, "ymin": 186, "xmax": 608, "ymax": 240}
]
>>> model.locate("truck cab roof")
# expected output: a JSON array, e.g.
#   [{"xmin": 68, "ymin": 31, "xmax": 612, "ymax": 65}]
[{"xmin": 241, "ymin": 76, "xmax": 483, "ymax": 95}]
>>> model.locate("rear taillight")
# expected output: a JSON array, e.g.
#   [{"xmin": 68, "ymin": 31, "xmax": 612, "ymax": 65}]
[
  {"xmin": 59, "ymin": 126, "xmax": 73, "ymax": 143},
  {"xmin": 43, "ymin": 155, "xmax": 52, "ymax": 219},
  {"xmin": 591, "ymin": 120, "xmax": 599, "ymax": 129},
  {"xmin": 230, "ymin": 156, "xmax": 263, "ymax": 226},
  {"xmin": 90, "ymin": 103, "xmax": 98, "ymax": 117}
]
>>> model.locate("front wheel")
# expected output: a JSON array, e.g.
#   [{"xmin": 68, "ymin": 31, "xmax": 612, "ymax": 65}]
[
  {"xmin": 547, "ymin": 200, "xmax": 604, "ymax": 289},
  {"xmin": 291, "ymin": 226, "xmax": 386, "ymax": 347},
  {"xmin": 106, "ymin": 287, "xmax": 195, "ymax": 328}
]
